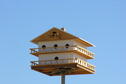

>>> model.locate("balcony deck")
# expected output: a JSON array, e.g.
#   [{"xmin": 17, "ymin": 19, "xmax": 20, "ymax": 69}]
[
  {"xmin": 31, "ymin": 58, "xmax": 95, "ymax": 76},
  {"xmin": 30, "ymin": 46, "xmax": 94, "ymax": 59}
]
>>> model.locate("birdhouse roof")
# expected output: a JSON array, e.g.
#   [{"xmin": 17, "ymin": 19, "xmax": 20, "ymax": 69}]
[{"xmin": 31, "ymin": 27, "xmax": 95, "ymax": 47}]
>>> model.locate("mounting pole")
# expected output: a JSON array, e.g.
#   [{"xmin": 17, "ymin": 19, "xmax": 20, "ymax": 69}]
[{"xmin": 61, "ymin": 75, "xmax": 65, "ymax": 84}]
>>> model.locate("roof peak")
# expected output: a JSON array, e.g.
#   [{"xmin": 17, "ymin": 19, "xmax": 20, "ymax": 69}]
[{"xmin": 31, "ymin": 27, "xmax": 95, "ymax": 47}]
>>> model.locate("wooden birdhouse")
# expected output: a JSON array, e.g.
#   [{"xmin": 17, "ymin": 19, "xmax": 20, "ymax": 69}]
[{"xmin": 30, "ymin": 27, "xmax": 95, "ymax": 76}]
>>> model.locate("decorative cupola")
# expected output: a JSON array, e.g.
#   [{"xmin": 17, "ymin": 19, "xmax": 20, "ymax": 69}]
[{"xmin": 30, "ymin": 27, "xmax": 95, "ymax": 76}]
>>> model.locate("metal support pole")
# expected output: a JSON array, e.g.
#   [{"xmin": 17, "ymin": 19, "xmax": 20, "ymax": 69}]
[{"xmin": 61, "ymin": 75, "xmax": 65, "ymax": 84}]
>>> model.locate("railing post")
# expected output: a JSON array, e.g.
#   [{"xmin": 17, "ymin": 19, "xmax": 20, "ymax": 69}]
[{"xmin": 61, "ymin": 75, "xmax": 65, "ymax": 84}]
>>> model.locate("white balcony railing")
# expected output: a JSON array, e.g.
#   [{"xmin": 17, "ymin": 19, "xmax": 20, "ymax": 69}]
[
  {"xmin": 31, "ymin": 58, "xmax": 95, "ymax": 71},
  {"xmin": 30, "ymin": 46, "xmax": 94, "ymax": 58}
]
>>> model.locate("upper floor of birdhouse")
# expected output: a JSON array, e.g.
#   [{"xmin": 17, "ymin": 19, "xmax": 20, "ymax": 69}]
[{"xmin": 30, "ymin": 27, "xmax": 95, "ymax": 59}]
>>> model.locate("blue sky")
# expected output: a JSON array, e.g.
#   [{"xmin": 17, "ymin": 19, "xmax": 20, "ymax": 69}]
[{"xmin": 0, "ymin": 0, "xmax": 126, "ymax": 84}]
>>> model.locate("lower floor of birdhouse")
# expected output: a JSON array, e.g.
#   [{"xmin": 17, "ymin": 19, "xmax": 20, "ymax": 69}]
[{"xmin": 31, "ymin": 63, "xmax": 95, "ymax": 76}]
